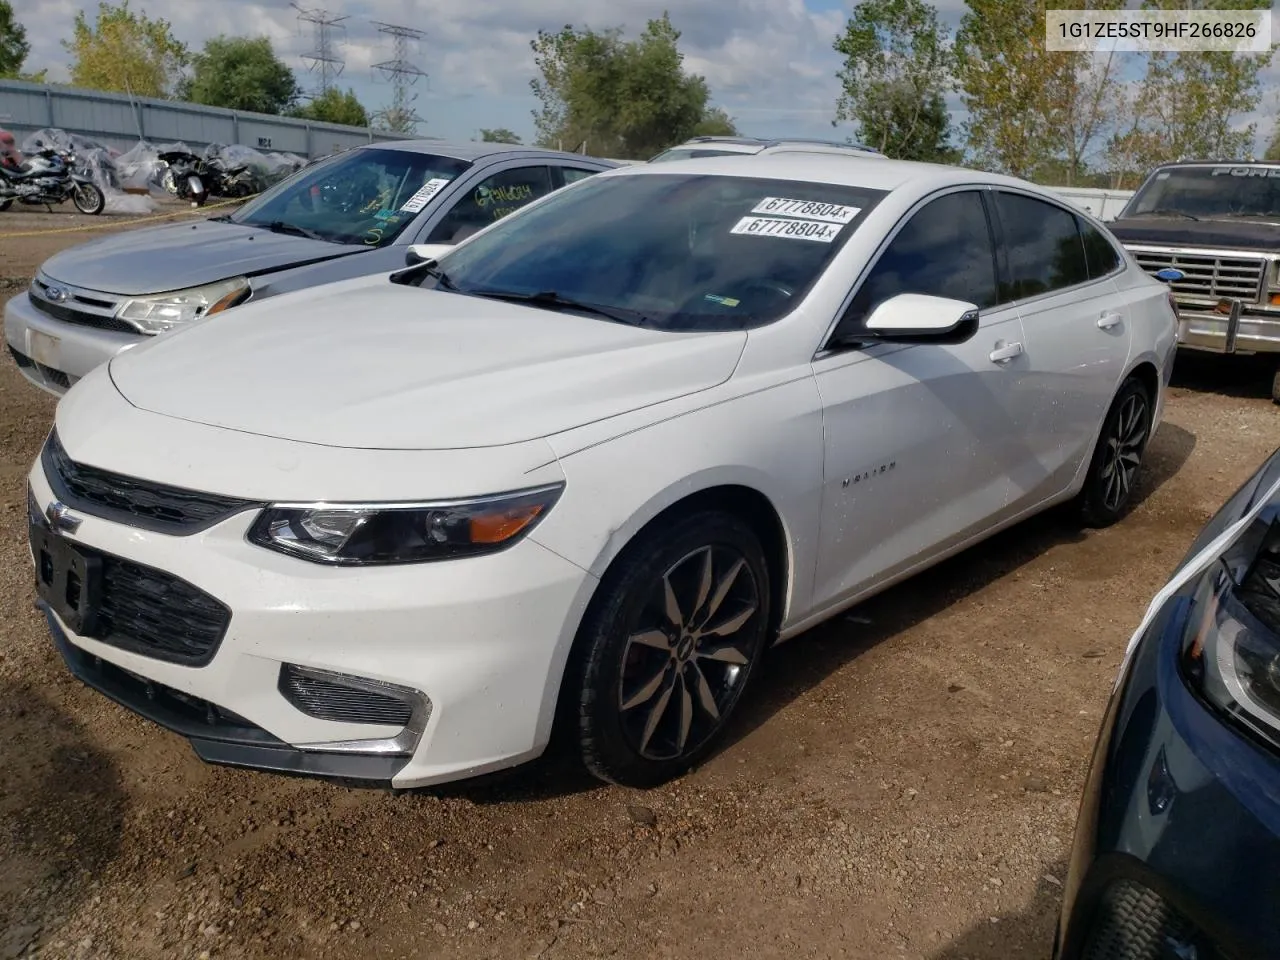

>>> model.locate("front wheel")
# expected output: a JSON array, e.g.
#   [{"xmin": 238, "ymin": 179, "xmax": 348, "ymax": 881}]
[
  {"xmin": 72, "ymin": 182, "xmax": 104, "ymax": 215},
  {"xmin": 1073, "ymin": 376, "xmax": 1154, "ymax": 528},
  {"xmin": 572, "ymin": 511, "xmax": 771, "ymax": 788},
  {"xmin": 1270, "ymin": 363, "xmax": 1279, "ymax": 405},
  {"xmin": 0, "ymin": 198, "xmax": 12, "ymax": 212}
]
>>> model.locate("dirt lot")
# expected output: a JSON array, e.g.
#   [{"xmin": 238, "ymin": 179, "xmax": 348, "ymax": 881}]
[{"xmin": 0, "ymin": 207, "xmax": 1277, "ymax": 960}]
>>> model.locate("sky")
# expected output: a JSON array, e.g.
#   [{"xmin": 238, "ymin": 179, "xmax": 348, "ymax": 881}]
[{"xmin": 10, "ymin": 0, "xmax": 1280, "ymax": 156}]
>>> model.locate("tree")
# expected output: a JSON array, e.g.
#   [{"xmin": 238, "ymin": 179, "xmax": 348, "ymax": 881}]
[
  {"xmin": 63, "ymin": 0, "xmax": 188, "ymax": 98},
  {"xmin": 480, "ymin": 127, "xmax": 522, "ymax": 144},
  {"xmin": 530, "ymin": 13, "xmax": 731, "ymax": 160},
  {"xmin": 954, "ymin": 0, "xmax": 1123, "ymax": 182},
  {"xmin": 0, "ymin": 0, "xmax": 31, "ymax": 78},
  {"xmin": 290, "ymin": 87, "xmax": 369, "ymax": 127},
  {"xmin": 832, "ymin": 0, "xmax": 956, "ymax": 162},
  {"xmin": 1104, "ymin": 0, "xmax": 1274, "ymax": 181},
  {"xmin": 1265, "ymin": 124, "xmax": 1280, "ymax": 164},
  {"xmin": 373, "ymin": 104, "xmax": 420, "ymax": 134},
  {"xmin": 692, "ymin": 107, "xmax": 738, "ymax": 137},
  {"xmin": 179, "ymin": 35, "xmax": 298, "ymax": 114}
]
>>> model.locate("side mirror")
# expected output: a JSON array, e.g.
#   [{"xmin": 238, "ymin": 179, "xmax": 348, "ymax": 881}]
[
  {"xmin": 405, "ymin": 243, "xmax": 452, "ymax": 266},
  {"xmin": 862, "ymin": 293, "xmax": 980, "ymax": 344}
]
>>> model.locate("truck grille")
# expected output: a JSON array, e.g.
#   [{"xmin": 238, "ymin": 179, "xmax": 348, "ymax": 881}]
[
  {"xmin": 1130, "ymin": 250, "xmax": 1265, "ymax": 302},
  {"xmin": 42, "ymin": 429, "xmax": 259, "ymax": 535}
]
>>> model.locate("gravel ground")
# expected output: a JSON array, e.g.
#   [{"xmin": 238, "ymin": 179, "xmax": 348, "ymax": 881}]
[{"xmin": 0, "ymin": 207, "xmax": 1277, "ymax": 960}]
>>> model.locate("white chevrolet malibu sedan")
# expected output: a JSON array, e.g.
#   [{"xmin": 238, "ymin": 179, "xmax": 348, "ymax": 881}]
[{"xmin": 28, "ymin": 152, "xmax": 1178, "ymax": 789}]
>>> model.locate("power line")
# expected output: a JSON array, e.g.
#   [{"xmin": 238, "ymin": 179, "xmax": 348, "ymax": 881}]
[
  {"xmin": 371, "ymin": 22, "xmax": 428, "ymax": 132},
  {"xmin": 292, "ymin": 2, "xmax": 348, "ymax": 97}
]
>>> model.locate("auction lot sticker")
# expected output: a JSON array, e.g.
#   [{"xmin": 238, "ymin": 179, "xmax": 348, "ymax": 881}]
[
  {"xmin": 400, "ymin": 178, "xmax": 452, "ymax": 213},
  {"xmin": 731, "ymin": 216, "xmax": 843, "ymax": 242},
  {"xmin": 751, "ymin": 197, "xmax": 860, "ymax": 224}
]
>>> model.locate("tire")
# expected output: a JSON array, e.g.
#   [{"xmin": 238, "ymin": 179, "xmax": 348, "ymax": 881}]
[
  {"xmin": 1271, "ymin": 364, "xmax": 1280, "ymax": 405},
  {"xmin": 0, "ymin": 198, "xmax": 11, "ymax": 212},
  {"xmin": 1074, "ymin": 376, "xmax": 1154, "ymax": 528},
  {"xmin": 572, "ymin": 510, "xmax": 772, "ymax": 788},
  {"xmin": 72, "ymin": 182, "xmax": 104, "ymax": 215}
]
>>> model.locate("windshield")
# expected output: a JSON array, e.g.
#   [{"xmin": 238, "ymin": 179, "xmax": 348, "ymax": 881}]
[
  {"xmin": 649, "ymin": 147, "xmax": 755, "ymax": 163},
  {"xmin": 230, "ymin": 147, "xmax": 472, "ymax": 245},
  {"xmin": 412, "ymin": 172, "xmax": 887, "ymax": 331},
  {"xmin": 1124, "ymin": 165, "xmax": 1280, "ymax": 221}
]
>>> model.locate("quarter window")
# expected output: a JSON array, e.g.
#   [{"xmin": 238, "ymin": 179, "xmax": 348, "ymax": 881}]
[
  {"xmin": 560, "ymin": 167, "xmax": 598, "ymax": 185},
  {"xmin": 1080, "ymin": 219, "xmax": 1121, "ymax": 278},
  {"xmin": 427, "ymin": 166, "xmax": 555, "ymax": 244},
  {"xmin": 834, "ymin": 190, "xmax": 998, "ymax": 339},
  {"xmin": 993, "ymin": 192, "xmax": 1089, "ymax": 300}
]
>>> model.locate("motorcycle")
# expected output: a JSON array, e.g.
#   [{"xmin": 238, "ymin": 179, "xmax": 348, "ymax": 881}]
[
  {"xmin": 157, "ymin": 149, "xmax": 210, "ymax": 206},
  {"xmin": 0, "ymin": 148, "xmax": 106, "ymax": 215}
]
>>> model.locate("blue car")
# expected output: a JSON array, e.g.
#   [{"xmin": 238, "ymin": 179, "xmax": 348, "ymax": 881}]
[{"xmin": 1056, "ymin": 446, "xmax": 1280, "ymax": 960}]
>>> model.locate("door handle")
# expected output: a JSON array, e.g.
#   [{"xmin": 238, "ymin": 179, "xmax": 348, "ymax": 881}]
[
  {"xmin": 1097, "ymin": 312, "xmax": 1123, "ymax": 330},
  {"xmin": 989, "ymin": 341, "xmax": 1024, "ymax": 364}
]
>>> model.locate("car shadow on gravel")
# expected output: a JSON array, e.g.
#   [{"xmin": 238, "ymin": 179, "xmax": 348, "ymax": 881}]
[
  {"xmin": 719, "ymin": 420, "xmax": 1196, "ymax": 755},
  {"xmin": 930, "ymin": 861, "xmax": 1069, "ymax": 960},
  {"xmin": 0, "ymin": 681, "xmax": 127, "ymax": 958},
  {"xmin": 1171, "ymin": 350, "xmax": 1276, "ymax": 400}
]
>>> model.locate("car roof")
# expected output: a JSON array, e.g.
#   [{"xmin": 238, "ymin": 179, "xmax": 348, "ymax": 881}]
[
  {"xmin": 357, "ymin": 139, "xmax": 619, "ymax": 165},
  {"xmin": 603, "ymin": 150, "xmax": 1044, "ymax": 196}
]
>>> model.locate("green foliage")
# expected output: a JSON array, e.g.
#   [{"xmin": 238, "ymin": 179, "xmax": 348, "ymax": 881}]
[
  {"xmin": 691, "ymin": 107, "xmax": 738, "ymax": 138},
  {"xmin": 479, "ymin": 127, "xmax": 522, "ymax": 144},
  {"xmin": 290, "ymin": 87, "xmax": 369, "ymax": 128},
  {"xmin": 1264, "ymin": 124, "xmax": 1280, "ymax": 164},
  {"xmin": 0, "ymin": 0, "xmax": 31, "ymax": 78},
  {"xmin": 529, "ymin": 13, "xmax": 731, "ymax": 160},
  {"xmin": 179, "ymin": 35, "xmax": 298, "ymax": 114},
  {"xmin": 373, "ymin": 105, "xmax": 420, "ymax": 134},
  {"xmin": 833, "ymin": 0, "xmax": 955, "ymax": 162},
  {"xmin": 1105, "ymin": 0, "xmax": 1275, "ymax": 183},
  {"xmin": 63, "ymin": 0, "xmax": 188, "ymax": 97},
  {"xmin": 954, "ymin": 0, "xmax": 1123, "ymax": 182}
]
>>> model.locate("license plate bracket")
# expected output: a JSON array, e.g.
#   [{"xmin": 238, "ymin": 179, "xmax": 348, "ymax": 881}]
[
  {"xmin": 30, "ymin": 521, "xmax": 101, "ymax": 636},
  {"xmin": 28, "ymin": 329, "xmax": 61, "ymax": 368}
]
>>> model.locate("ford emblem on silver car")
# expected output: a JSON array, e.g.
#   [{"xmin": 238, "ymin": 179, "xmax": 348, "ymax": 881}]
[{"xmin": 44, "ymin": 286, "xmax": 68, "ymax": 303}]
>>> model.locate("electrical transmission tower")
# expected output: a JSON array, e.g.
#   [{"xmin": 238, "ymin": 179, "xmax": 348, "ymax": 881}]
[
  {"xmin": 371, "ymin": 22, "xmax": 427, "ymax": 132},
  {"xmin": 292, "ymin": 2, "xmax": 348, "ymax": 97}
]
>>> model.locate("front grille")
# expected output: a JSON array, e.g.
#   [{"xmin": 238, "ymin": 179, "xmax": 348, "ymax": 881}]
[
  {"xmin": 29, "ymin": 277, "xmax": 137, "ymax": 335},
  {"xmin": 35, "ymin": 362, "xmax": 69, "ymax": 388},
  {"xmin": 279, "ymin": 664, "xmax": 415, "ymax": 726},
  {"xmin": 1081, "ymin": 879, "xmax": 1225, "ymax": 960},
  {"xmin": 42, "ymin": 430, "xmax": 259, "ymax": 535},
  {"xmin": 92, "ymin": 550, "xmax": 231, "ymax": 665},
  {"xmin": 1130, "ymin": 249, "xmax": 1266, "ymax": 302}
]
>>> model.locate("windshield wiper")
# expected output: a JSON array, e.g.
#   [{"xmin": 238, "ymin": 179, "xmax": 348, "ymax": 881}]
[
  {"xmin": 1142, "ymin": 209, "xmax": 1201, "ymax": 221},
  {"xmin": 465, "ymin": 288, "xmax": 648, "ymax": 326},
  {"xmin": 258, "ymin": 220, "xmax": 333, "ymax": 242},
  {"xmin": 206, "ymin": 214, "xmax": 234, "ymax": 223}
]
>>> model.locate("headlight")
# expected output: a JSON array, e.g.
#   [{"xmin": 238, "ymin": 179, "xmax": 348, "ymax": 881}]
[
  {"xmin": 1181, "ymin": 498, "xmax": 1280, "ymax": 751},
  {"xmin": 116, "ymin": 276, "xmax": 250, "ymax": 334},
  {"xmin": 247, "ymin": 483, "xmax": 564, "ymax": 565}
]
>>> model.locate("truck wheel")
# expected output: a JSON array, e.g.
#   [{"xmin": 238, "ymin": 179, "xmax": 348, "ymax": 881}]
[{"xmin": 1271, "ymin": 364, "xmax": 1280, "ymax": 405}]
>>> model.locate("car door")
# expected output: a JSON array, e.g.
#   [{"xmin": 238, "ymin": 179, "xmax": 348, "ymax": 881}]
[
  {"xmin": 989, "ymin": 189, "xmax": 1132, "ymax": 498},
  {"xmin": 810, "ymin": 188, "xmax": 1034, "ymax": 610},
  {"xmin": 419, "ymin": 164, "xmax": 557, "ymax": 246}
]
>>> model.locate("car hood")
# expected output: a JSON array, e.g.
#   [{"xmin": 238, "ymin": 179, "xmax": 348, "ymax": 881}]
[
  {"xmin": 107, "ymin": 283, "xmax": 747, "ymax": 450},
  {"xmin": 1109, "ymin": 217, "xmax": 1280, "ymax": 253},
  {"xmin": 40, "ymin": 219, "xmax": 368, "ymax": 296}
]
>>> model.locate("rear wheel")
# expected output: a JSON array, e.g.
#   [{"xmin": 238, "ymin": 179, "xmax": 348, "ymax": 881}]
[
  {"xmin": 72, "ymin": 182, "xmax": 104, "ymax": 215},
  {"xmin": 1074, "ymin": 376, "xmax": 1153, "ymax": 528},
  {"xmin": 572, "ymin": 511, "xmax": 771, "ymax": 788},
  {"xmin": 1270, "ymin": 363, "xmax": 1279, "ymax": 405}
]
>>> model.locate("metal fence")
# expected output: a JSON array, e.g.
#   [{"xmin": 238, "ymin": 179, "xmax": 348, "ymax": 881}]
[{"xmin": 0, "ymin": 78, "xmax": 417, "ymax": 159}]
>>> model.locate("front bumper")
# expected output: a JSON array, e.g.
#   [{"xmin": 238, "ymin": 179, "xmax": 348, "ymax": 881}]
[
  {"xmin": 1173, "ymin": 299, "xmax": 1280, "ymax": 356},
  {"xmin": 4, "ymin": 290, "xmax": 142, "ymax": 396},
  {"xmin": 1056, "ymin": 586, "xmax": 1280, "ymax": 960},
  {"xmin": 27, "ymin": 457, "xmax": 597, "ymax": 789}
]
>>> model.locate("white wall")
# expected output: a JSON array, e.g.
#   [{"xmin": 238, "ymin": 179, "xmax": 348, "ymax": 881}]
[{"xmin": 1045, "ymin": 186, "xmax": 1135, "ymax": 221}]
